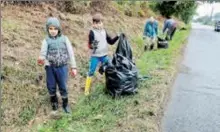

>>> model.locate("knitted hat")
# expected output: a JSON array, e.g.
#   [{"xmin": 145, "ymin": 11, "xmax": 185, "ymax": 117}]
[{"xmin": 92, "ymin": 13, "xmax": 103, "ymax": 23}]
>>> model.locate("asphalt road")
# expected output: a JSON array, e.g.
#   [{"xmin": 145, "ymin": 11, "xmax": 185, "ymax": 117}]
[{"xmin": 162, "ymin": 23, "xmax": 220, "ymax": 132}]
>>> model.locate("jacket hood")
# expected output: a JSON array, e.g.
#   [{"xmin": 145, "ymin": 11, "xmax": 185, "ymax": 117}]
[{"xmin": 46, "ymin": 17, "xmax": 62, "ymax": 37}]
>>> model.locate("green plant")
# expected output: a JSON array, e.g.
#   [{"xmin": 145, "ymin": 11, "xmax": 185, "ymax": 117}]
[
  {"xmin": 18, "ymin": 105, "xmax": 36, "ymax": 125},
  {"xmin": 155, "ymin": 1, "xmax": 197, "ymax": 24}
]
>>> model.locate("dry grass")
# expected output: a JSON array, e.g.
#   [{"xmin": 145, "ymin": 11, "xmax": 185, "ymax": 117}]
[{"xmin": 1, "ymin": 3, "xmax": 147, "ymax": 132}]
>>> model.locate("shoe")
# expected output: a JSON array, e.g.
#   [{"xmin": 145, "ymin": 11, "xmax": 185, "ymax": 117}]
[
  {"xmin": 50, "ymin": 95, "xmax": 58, "ymax": 111},
  {"xmin": 85, "ymin": 76, "xmax": 92, "ymax": 95},
  {"xmin": 62, "ymin": 97, "xmax": 71, "ymax": 113}
]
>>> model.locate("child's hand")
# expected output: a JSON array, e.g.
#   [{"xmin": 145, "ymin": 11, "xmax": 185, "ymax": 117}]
[
  {"xmin": 117, "ymin": 33, "xmax": 121, "ymax": 37},
  {"xmin": 37, "ymin": 58, "xmax": 45, "ymax": 66},
  {"xmin": 70, "ymin": 68, "xmax": 77, "ymax": 77}
]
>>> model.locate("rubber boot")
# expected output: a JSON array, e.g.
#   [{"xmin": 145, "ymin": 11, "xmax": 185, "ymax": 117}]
[
  {"xmin": 62, "ymin": 97, "xmax": 71, "ymax": 113},
  {"xmin": 50, "ymin": 95, "xmax": 58, "ymax": 111},
  {"xmin": 144, "ymin": 45, "xmax": 148, "ymax": 51},
  {"xmin": 85, "ymin": 76, "xmax": 92, "ymax": 96}
]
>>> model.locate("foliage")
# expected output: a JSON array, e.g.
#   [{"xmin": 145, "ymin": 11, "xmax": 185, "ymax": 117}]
[{"xmin": 155, "ymin": 1, "xmax": 198, "ymax": 24}]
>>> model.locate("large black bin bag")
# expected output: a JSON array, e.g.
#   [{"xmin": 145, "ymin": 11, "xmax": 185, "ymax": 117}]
[
  {"xmin": 157, "ymin": 36, "xmax": 168, "ymax": 49},
  {"xmin": 105, "ymin": 34, "xmax": 138, "ymax": 97}
]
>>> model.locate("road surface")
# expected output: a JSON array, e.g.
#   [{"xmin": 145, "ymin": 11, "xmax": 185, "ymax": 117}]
[{"xmin": 162, "ymin": 23, "xmax": 220, "ymax": 132}]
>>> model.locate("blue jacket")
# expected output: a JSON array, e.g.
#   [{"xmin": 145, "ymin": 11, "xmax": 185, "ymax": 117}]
[
  {"xmin": 143, "ymin": 20, "xmax": 158, "ymax": 38},
  {"xmin": 163, "ymin": 19, "xmax": 177, "ymax": 33}
]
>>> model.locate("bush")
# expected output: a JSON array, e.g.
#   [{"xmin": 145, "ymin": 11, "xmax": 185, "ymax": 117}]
[
  {"xmin": 155, "ymin": 1, "xmax": 197, "ymax": 24},
  {"xmin": 124, "ymin": 9, "xmax": 133, "ymax": 17},
  {"xmin": 56, "ymin": 1, "xmax": 88, "ymax": 14},
  {"xmin": 138, "ymin": 10, "xmax": 145, "ymax": 17}
]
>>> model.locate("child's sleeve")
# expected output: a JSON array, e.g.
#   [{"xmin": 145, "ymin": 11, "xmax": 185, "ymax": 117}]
[
  {"xmin": 106, "ymin": 32, "xmax": 119, "ymax": 45},
  {"xmin": 88, "ymin": 30, "xmax": 94, "ymax": 49},
  {"xmin": 65, "ymin": 36, "xmax": 77, "ymax": 68},
  {"xmin": 39, "ymin": 39, "xmax": 48, "ymax": 60},
  {"xmin": 143, "ymin": 21, "xmax": 148, "ymax": 36}
]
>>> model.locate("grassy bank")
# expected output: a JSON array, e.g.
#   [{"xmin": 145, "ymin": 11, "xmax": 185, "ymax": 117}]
[
  {"xmin": 1, "ymin": 2, "xmax": 190, "ymax": 132},
  {"xmin": 36, "ymin": 28, "xmax": 190, "ymax": 132}
]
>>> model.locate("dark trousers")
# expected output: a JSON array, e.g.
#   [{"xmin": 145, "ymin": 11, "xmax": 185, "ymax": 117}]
[
  {"xmin": 45, "ymin": 65, "xmax": 68, "ymax": 97},
  {"xmin": 166, "ymin": 27, "xmax": 176, "ymax": 41}
]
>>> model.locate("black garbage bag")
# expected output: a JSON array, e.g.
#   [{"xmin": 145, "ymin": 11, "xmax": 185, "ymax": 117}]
[
  {"xmin": 102, "ymin": 33, "xmax": 138, "ymax": 97},
  {"xmin": 105, "ymin": 54, "xmax": 138, "ymax": 97},
  {"xmin": 115, "ymin": 34, "xmax": 133, "ymax": 60},
  {"xmin": 157, "ymin": 36, "xmax": 169, "ymax": 49}
]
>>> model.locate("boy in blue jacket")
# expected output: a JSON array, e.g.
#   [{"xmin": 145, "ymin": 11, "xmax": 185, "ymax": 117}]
[{"xmin": 143, "ymin": 17, "xmax": 158, "ymax": 51}]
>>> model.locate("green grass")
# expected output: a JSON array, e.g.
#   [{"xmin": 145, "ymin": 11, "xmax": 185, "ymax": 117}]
[
  {"xmin": 18, "ymin": 105, "xmax": 36, "ymax": 125},
  {"xmin": 35, "ymin": 28, "xmax": 190, "ymax": 132}
]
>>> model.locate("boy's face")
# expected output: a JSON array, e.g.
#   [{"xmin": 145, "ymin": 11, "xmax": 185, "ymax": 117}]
[
  {"xmin": 93, "ymin": 21, "xmax": 103, "ymax": 29},
  {"xmin": 48, "ymin": 26, "xmax": 59, "ymax": 37}
]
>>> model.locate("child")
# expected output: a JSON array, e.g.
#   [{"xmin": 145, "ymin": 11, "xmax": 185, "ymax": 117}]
[
  {"xmin": 85, "ymin": 13, "xmax": 119, "ymax": 95},
  {"xmin": 143, "ymin": 16, "xmax": 158, "ymax": 51},
  {"xmin": 37, "ymin": 17, "xmax": 77, "ymax": 113},
  {"xmin": 163, "ymin": 16, "xmax": 177, "ymax": 41}
]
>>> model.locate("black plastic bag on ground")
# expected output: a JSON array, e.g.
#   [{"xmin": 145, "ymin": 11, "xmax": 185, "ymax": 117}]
[
  {"xmin": 157, "ymin": 36, "xmax": 169, "ymax": 49},
  {"xmin": 103, "ymin": 34, "xmax": 138, "ymax": 97},
  {"xmin": 105, "ymin": 54, "xmax": 138, "ymax": 97}
]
